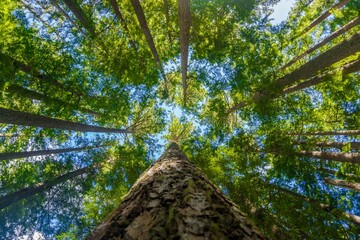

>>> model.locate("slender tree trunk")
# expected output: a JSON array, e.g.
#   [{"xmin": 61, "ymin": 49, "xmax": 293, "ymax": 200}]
[
  {"xmin": 164, "ymin": 0, "xmax": 173, "ymax": 43},
  {"xmin": 289, "ymin": 130, "xmax": 360, "ymax": 136},
  {"xmin": 227, "ymin": 31, "xmax": 360, "ymax": 113},
  {"xmin": 0, "ymin": 165, "xmax": 93, "ymax": 210},
  {"xmin": 4, "ymin": 84, "xmax": 101, "ymax": 116},
  {"xmin": 62, "ymin": 0, "xmax": 96, "ymax": 37},
  {"xmin": 321, "ymin": 168, "xmax": 360, "ymax": 182},
  {"xmin": 49, "ymin": 0, "xmax": 86, "ymax": 35},
  {"xmin": 130, "ymin": 0, "xmax": 168, "ymax": 86},
  {"xmin": 308, "ymin": 141, "xmax": 360, "ymax": 150},
  {"xmin": 0, "ymin": 145, "xmax": 104, "ymax": 161},
  {"xmin": 281, "ymin": 16, "xmax": 360, "ymax": 70},
  {"xmin": 109, "ymin": 0, "xmax": 136, "ymax": 48},
  {"xmin": 178, "ymin": 0, "xmax": 191, "ymax": 106},
  {"xmin": 296, "ymin": 0, "xmax": 351, "ymax": 38},
  {"xmin": 324, "ymin": 178, "xmax": 360, "ymax": 191},
  {"xmin": 298, "ymin": 150, "xmax": 360, "ymax": 164},
  {"xmin": 268, "ymin": 182, "xmax": 360, "ymax": 225},
  {"xmin": 88, "ymin": 143, "xmax": 266, "ymax": 239},
  {"xmin": 0, "ymin": 107, "xmax": 130, "ymax": 134}
]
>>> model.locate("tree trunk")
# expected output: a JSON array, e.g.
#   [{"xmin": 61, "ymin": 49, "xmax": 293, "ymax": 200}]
[
  {"xmin": 50, "ymin": 0, "xmax": 86, "ymax": 35},
  {"xmin": 298, "ymin": 150, "xmax": 360, "ymax": 164},
  {"xmin": 0, "ymin": 165, "xmax": 92, "ymax": 210},
  {"xmin": 324, "ymin": 178, "xmax": 360, "ymax": 191},
  {"xmin": 109, "ymin": 0, "xmax": 136, "ymax": 48},
  {"xmin": 130, "ymin": 0, "xmax": 168, "ymax": 86},
  {"xmin": 87, "ymin": 142, "xmax": 266, "ymax": 239},
  {"xmin": 289, "ymin": 130, "xmax": 360, "ymax": 136},
  {"xmin": 62, "ymin": 0, "xmax": 96, "ymax": 37},
  {"xmin": 227, "ymin": 31, "xmax": 360, "ymax": 113},
  {"xmin": 310, "ymin": 141, "xmax": 360, "ymax": 150},
  {"xmin": 4, "ymin": 84, "xmax": 101, "ymax": 116},
  {"xmin": 0, "ymin": 145, "xmax": 104, "ymax": 161},
  {"xmin": 281, "ymin": 16, "xmax": 360, "ymax": 70},
  {"xmin": 0, "ymin": 107, "xmax": 130, "ymax": 134},
  {"xmin": 321, "ymin": 168, "xmax": 360, "ymax": 182},
  {"xmin": 268, "ymin": 182, "xmax": 360, "ymax": 225},
  {"xmin": 178, "ymin": 0, "xmax": 191, "ymax": 106},
  {"xmin": 164, "ymin": 0, "xmax": 173, "ymax": 43},
  {"xmin": 296, "ymin": 0, "xmax": 351, "ymax": 38}
]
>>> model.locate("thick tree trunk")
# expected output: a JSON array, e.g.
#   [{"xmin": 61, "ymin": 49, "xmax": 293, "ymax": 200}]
[
  {"xmin": 0, "ymin": 165, "xmax": 92, "ymax": 210},
  {"xmin": 268, "ymin": 182, "xmax": 360, "ymax": 225},
  {"xmin": 178, "ymin": 0, "xmax": 191, "ymax": 106},
  {"xmin": 296, "ymin": 0, "xmax": 351, "ymax": 38},
  {"xmin": 324, "ymin": 178, "xmax": 360, "ymax": 191},
  {"xmin": 0, "ymin": 107, "xmax": 130, "ymax": 134},
  {"xmin": 227, "ymin": 31, "xmax": 360, "ymax": 113},
  {"xmin": 0, "ymin": 145, "xmax": 104, "ymax": 161},
  {"xmin": 62, "ymin": 0, "xmax": 96, "ymax": 37},
  {"xmin": 88, "ymin": 143, "xmax": 266, "ymax": 239},
  {"xmin": 281, "ymin": 16, "xmax": 360, "ymax": 70},
  {"xmin": 130, "ymin": 0, "xmax": 167, "ymax": 85},
  {"xmin": 298, "ymin": 150, "xmax": 360, "ymax": 164},
  {"xmin": 289, "ymin": 130, "xmax": 360, "ymax": 136}
]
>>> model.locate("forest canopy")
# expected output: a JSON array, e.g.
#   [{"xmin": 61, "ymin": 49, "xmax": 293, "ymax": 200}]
[{"xmin": 0, "ymin": 0, "xmax": 359, "ymax": 239}]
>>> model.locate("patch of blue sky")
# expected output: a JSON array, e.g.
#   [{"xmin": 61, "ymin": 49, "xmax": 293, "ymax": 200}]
[{"xmin": 270, "ymin": 0, "xmax": 296, "ymax": 25}]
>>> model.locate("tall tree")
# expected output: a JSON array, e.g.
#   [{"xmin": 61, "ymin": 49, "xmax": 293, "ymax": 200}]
[
  {"xmin": 87, "ymin": 143, "xmax": 266, "ymax": 239},
  {"xmin": 0, "ymin": 145, "xmax": 104, "ymax": 161},
  {"xmin": 0, "ymin": 164, "xmax": 94, "ymax": 210},
  {"xmin": 0, "ymin": 107, "xmax": 131, "ymax": 133}
]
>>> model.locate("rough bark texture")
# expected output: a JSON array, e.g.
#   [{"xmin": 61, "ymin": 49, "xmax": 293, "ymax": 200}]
[
  {"xmin": 324, "ymin": 178, "xmax": 360, "ymax": 191},
  {"xmin": 289, "ymin": 130, "xmax": 360, "ymax": 136},
  {"xmin": 0, "ymin": 165, "xmax": 91, "ymax": 210},
  {"xmin": 0, "ymin": 145, "xmax": 102, "ymax": 161},
  {"xmin": 87, "ymin": 143, "xmax": 266, "ymax": 239},
  {"xmin": 178, "ymin": 0, "xmax": 191, "ymax": 106},
  {"xmin": 281, "ymin": 16, "xmax": 360, "ymax": 70},
  {"xmin": 298, "ymin": 150, "xmax": 360, "ymax": 164},
  {"xmin": 0, "ymin": 107, "xmax": 130, "ymax": 134}
]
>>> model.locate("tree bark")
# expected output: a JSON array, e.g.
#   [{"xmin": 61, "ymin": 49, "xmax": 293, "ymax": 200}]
[
  {"xmin": 296, "ymin": 0, "xmax": 351, "ymax": 38},
  {"xmin": 324, "ymin": 178, "xmax": 360, "ymax": 191},
  {"xmin": 87, "ymin": 142, "xmax": 266, "ymax": 239},
  {"xmin": 0, "ymin": 165, "xmax": 92, "ymax": 210},
  {"xmin": 227, "ymin": 31, "xmax": 360, "ymax": 113},
  {"xmin": 62, "ymin": 0, "xmax": 96, "ymax": 37},
  {"xmin": 164, "ymin": 0, "xmax": 173, "ymax": 43},
  {"xmin": 289, "ymin": 130, "xmax": 360, "ymax": 136},
  {"xmin": 298, "ymin": 150, "xmax": 360, "ymax": 164},
  {"xmin": 130, "ymin": 0, "xmax": 168, "ymax": 86},
  {"xmin": 0, "ymin": 145, "xmax": 104, "ymax": 161},
  {"xmin": 178, "ymin": 0, "xmax": 191, "ymax": 106},
  {"xmin": 281, "ymin": 16, "xmax": 360, "ymax": 70},
  {"xmin": 321, "ymin": 168, "xmax": 360, "ymax": 182},
  {"xmin": 0, "ymin": 107, "xmax": 130, "ymax": 134}
]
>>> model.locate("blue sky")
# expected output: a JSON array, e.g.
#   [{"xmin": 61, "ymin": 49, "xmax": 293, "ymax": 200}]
[{"xmin": 271, "ymin": 0, "xmax": 296, "ymax": 24}]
